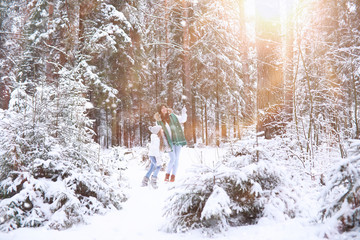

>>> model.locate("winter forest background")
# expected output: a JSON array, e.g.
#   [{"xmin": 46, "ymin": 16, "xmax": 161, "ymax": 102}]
[{"xmin": 0, "ymin": 0, "xmax": 360, "ymax": 238}]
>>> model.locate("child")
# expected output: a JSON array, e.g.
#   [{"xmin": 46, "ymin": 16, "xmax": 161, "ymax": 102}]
[{"xmin": 142, "ymin": 125, "xmax": 164, "ymax": 188}]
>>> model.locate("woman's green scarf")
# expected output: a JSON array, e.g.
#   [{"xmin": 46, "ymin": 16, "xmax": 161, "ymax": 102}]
[{"xmin": 157, "ymin": 113, "xmax": 187, "ymax": 151}]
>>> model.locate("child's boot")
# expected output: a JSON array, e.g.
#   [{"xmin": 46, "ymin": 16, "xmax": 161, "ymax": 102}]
[
  {"xmin": 150, "ymin": 176, "xmax": 158, "ymax": 189},
  {"xmin": 164, "ymin": 173, "xmax": 170, "ymax": 182},
  {"xmin": 142, "ymin": 176, "xmax": 149, "ymax": 187}
]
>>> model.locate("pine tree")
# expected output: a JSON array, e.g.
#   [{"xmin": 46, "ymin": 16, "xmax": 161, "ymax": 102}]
[
  {"xmin": 78, "ymin": 1, "xmax": 132, "ymax": 147},
  {"xmin": 0, "ymin": 0, "xmax": 24, "ymax": 110},
  {"xmin": 0, "ymin": 65, "xmax": 127, "ymax": 231},
  {"xmin": 163, "ymin": 139, "xmax": 299, "ymax": 234},
  {"xmin": 0, "ymin": 0, "xmax": 128, "ymax": 231}
]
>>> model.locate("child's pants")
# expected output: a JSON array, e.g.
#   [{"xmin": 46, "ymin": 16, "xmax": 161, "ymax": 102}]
[{"xmin": 146, "ymin": 156, "xmax": 161, "ymax": 178}]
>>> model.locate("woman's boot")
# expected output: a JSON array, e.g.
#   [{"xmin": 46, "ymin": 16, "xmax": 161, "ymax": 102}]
[
  {"xmin": 170, "ymin": 175, "xmax": 175, "ymax": 182},
  {"xmin": 164, "ymin": 173, "xmax": 170, "ymax": 182}
]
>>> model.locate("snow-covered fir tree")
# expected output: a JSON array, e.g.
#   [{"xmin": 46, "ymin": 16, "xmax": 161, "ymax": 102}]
[
  {"xmin": 320, "ymin": 139, "xmax": 360, "ymax": 234},
  {"xmin": 162, "ymin": 138, "xmax": 300, "ymax": 235},
  {"xmin": 0, "ymin": 0, "xmax": 128, "ymax": 231},
  {"xmin": 0, "ymin": 65, "xmax": 127, "ymax": 231}
]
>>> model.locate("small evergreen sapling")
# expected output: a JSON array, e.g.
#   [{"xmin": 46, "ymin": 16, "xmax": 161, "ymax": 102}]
[
  {"xmin": 163, "ymin": 162, "xmax": 281, "ymax": 234},
  {"xmin": 163, "ymin": 139, "xmax": 300, "ymax": 234},
  {"xmin": 320, "ymin": 139, "xmax": 360, "ymax": 233}
]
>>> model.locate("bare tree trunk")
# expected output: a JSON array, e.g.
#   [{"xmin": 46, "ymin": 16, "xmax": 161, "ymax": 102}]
[
  {"xmin": 65, "ymin": 0, "xmax": 80, "ymax": 64},
  {"xmin": 299, "ymin": 43, "xmax": 314, "ymax": 163},
  {"xmin": 237, "ymin": 0, "xmax": 251, "ymax": 122},
  {"xmin": 205, "ymin": 101, "xmax": 209, "ymax": 146},
  {"xmin": 139, "ymin": 99, "xmax": 143, "ymax": 146},
  {"xmin": 201, "ymin": 101, "xmax": 204, "ymax": 144},
  {"xmin": 234, "ymin": 103, "xmax": 240, "ymax": 139},
  {"xmin": 284, "ymin": 0, "xmax": 295, "ymax": 119},
  {"xmin": 124, "ymin": 119, "xmax": 129, "ymax": 148},
  {"xmin": 165, "ymin": 0, "xmax": 169, "ymax": 62},
  {"xmin": 0, "ymin": 84, "xmax": 10, "ymax": 110},
  {"xmin": 117, "ymin": 110, "xmax": 122, "ymax": 146},
  {"xmin": 221, "ymin": 114, "xmax": 227, "ymax": 142},
  {"xmin": 192, "ymin": 89, "xmax": 196, "ymax": 144},
  {"xmin": 45, "ymin": 0, "xmax": 54, "ymax": 83},
  {"xmin": 105, "ymin": 108, "xmax": 110, "ymax": 148},
  {"xmin": 111, "ymin": 106, "xmax": 117, "ymax": 147},
  {"xmin": 154, "ymin": 40, "xmax": 159, "ymax": 104},
  {"xmin": 164, "ymin": 0, "xmax": 171, "ymax": 106},
  {"xmin": 292, "ymin": 50, "xmax": 304, "ymax": 155},
  {"xmin": 165, "ymin": 2, "xmax": 173, "ymax": 107},
  {"xmin": 352, "ymin": 70, "xmax": 359, "ymax": 138},
  {"xmin": 216, "ymin": 81, "xmax": 220, "ymax": 147},
  {"xmin": 255, "ymin": 0, "xmax": 283, "ymax": 137}
]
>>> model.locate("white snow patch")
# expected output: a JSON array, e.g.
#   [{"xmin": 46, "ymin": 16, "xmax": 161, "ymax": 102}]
[
  {"xmin": 0, "ymin": 147, "xmax": 342, "ymax": 240},
  {"xmin": 201, "ymin": 185, "xmax": 231, "ymax": 220}
]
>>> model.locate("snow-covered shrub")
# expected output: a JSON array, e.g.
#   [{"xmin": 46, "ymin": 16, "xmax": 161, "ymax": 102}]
[
  {"xmin": 320, "ymin": 139, "xmax": 360, "ymax": 233},
  {"xmin": 0, "ymin": 72, "xmax": 127, "ymax": 231},
  {"xmin": 163, "ymin": 139, "xmax": 300, "ymax": 235},
  {"xmin": 0, "ymin": 157, "xmax": 126, "ymax": 231},
  {"xmin": 257, "ymin": 104, "xmax": 286, "ymax": 139},
  {"xmin": 227, "ymin": 138, "xmax": 302, "ymax": 221},
  {"xmin": 163, "ymin": 162, "xmax": 284, "ymax": 234}
]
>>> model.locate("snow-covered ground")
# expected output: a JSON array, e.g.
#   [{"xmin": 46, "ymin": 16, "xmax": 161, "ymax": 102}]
[{"xmin": 0, "ymin": 147, "xmax": 353, "ymax": 240}]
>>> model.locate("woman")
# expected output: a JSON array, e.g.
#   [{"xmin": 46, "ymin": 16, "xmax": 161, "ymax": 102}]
[{"xmin": 154, "ymin": 104, "xmax": 187, "ymax": 182}]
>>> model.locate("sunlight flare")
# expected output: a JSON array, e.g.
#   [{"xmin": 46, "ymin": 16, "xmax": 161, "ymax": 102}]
[
  {"xmin": 254, "ymin": 0, "xmax": 281, "ymax": 20},
  {"xmin": 246, "ymin": 0, "xmax": 299, "ymax": 23}
]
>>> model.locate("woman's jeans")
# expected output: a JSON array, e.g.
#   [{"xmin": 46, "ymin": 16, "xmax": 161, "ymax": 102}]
[
  {"xmin": 145, "ymin": 156, "xmax": 161, "ymax": 179},
  {"xmin": 167, "ymin": 145, "xmax": 182, "ymax": 175}
]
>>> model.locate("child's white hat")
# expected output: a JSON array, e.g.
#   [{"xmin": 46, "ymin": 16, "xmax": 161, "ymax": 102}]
[{"xmin": 149, "ymin": 125, "xmax": 162, "ymax": 134}]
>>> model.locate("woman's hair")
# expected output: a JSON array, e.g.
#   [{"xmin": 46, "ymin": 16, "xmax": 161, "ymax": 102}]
[
  {"xmin": 158, "ymin": 130, "xmax": 165, "ymax": 152},
  {"xmin": 157, "ymin": 103, "xmax": 170, "ymax": 123}
]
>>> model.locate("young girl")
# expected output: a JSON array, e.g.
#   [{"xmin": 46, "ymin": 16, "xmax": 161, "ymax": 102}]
[{"xmin": 142, "ymin": 125, "xmax": 164, "ymax": 188}]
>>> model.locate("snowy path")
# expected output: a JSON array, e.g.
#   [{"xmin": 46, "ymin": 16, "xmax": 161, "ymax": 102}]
[{"xmin": 0, "ymin": 147, "xmax": 326, "ymax": 240}]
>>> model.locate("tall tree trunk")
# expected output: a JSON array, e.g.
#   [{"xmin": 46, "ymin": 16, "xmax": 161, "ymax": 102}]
[
  {"xmin": 201, "ymin": 101, "xmax": 204, "ymax": 144},
  {"xmin": 105, "ymin": 108, "xmax": 110, "ymax": 148},
  {"xmin": 45, "ymin": 0, "xmax": 54, "ymax": 83},
  {"xmin": 221, "ymin": 114, "xmax": 227, "ymax": 142},
  {"xmin": 216, "ymin": 81, "xmax": 220, "ymax": 147},
  {"xmin": 352, "ymin": 69, "xmax": 359, "ymax": 138},
  {"xmin": 205, "ymin": 100, "xmax": 209, "ymax": 146},
  {"xmin": 165, "ymin": 0, "xmax": 169, "ymax": 63},
  {"xmin": 234, "ymin": 103, "xmax": 240, "ymax": 139},
  {"xmin": 0, "ymin": 84, "xmax": 10, "ymax": 110},
  {"xmin": 237, "ymin": 0, "xmax": 251, "ymax": 122},
  {"xmin": 255, "ymin": 0, "xmax": 283, "ymax": 137},
  {"xmin": 139, "ymin": 98, "xmax": 143, "ymax": 146},
  {"xmin": 182, "ymin": 0, "xmax": 193, "ymax": 146},
  {"xmin": 164, "ymin": 1, "xmax": 172, "ymax": 106},
  {"xmin": 284, "ymin": 0, "xmax": 295, "ymax": 119},
  {"xmin": 117, "ymin": 110, "xmax": 122, "ymax": 146},
  {"xmin": 299, "ymin": 44, "xmax": 314, "ymax": 162},
  {"xmin": 192, "ymin": 89, "xmax": 196, "ymax": 143},
  {"xmin": 65, "ymin": 0, "xmax": 80, "ymax": 64},
  {"xmin": 154, "ymin": 41, "xmax": 159, "ymax": 104}
]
